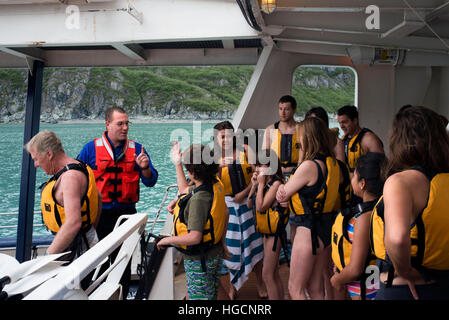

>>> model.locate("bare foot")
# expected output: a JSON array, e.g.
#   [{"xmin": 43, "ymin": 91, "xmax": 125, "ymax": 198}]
[
  {"xmin": 257, "ymin": 284, "xmax": 268, "ymax": 299},
  {"xmin": 229, "ymin": 285, "xmax": 237, "ymax": 300}
]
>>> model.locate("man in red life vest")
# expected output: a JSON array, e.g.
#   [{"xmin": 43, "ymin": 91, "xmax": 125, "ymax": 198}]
[{"xmin": 78, "ymin": 107, "xmax": 158, "ymax": 298}]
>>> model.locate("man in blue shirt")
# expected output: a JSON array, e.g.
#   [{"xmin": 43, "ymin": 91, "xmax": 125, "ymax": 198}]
[{"xmin": 78, "ymin": 106, "xmax": 158, "ymax": 298}]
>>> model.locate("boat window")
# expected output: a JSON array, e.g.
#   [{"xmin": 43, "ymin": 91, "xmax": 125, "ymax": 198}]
[
  {"xmin": 0, "ymin": 65, "xmax": 255, "ymax": 239},
  {"xmin": 292, "ymin": 65, "xmax": 357, "ymax": 132}
]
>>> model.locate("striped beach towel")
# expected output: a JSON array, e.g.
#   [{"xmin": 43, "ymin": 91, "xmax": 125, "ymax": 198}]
[{"xmin": 223, "ymin": 196, "xmax": 264, "ymax": 290}]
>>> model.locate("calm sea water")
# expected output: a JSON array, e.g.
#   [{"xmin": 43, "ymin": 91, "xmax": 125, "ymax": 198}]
[
  {"xmin": 0, "ymin": 120, "xmax": 341, "ymax": 239},
  {"xmin": 0, "ymin": 121, "xmax": 216, "ymax": 239}
]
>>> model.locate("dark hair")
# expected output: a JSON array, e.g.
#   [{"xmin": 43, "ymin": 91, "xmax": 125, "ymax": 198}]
[
  {"xmin": 214, "ymin": 120, "xmax": 237, "ymax": 152},
  {"xmin": 105, "ymin": 107, "xmax": 127, "ymax": 122},
  {"xmin": 182, "ymin": 144, "xmax": 219, "ymax": 185},
  {"xmin": 399, "ymin": 104, "xmax": 413, "ymax": 113},
  {"xmin": 255, "ymin": 149, "xmax": 283, "ymax": 182},
  {"xmin": 278, "ymin": 95, "xmax": 297, "ymax": 110},
  {"xmin": 337, "ymin": 105, "xmax": 358, "ymax": 121},
  {"xmin": 387, "ymin": 106, "xmax": 449, "ymax": 175},
  {"xmin": 213, "ymin": 120, "xmax": 234, "ymax": 132},
  {"xmin": 355, "ymin": 152, "xmax": 386, "ymax": 198},
  {"xmin": 305, "ymin": 106, "xmax": 329, "ymax": 127},
  {"xmin": 439, "ymin": 114, "xmax": 449, "ymax": 129}
]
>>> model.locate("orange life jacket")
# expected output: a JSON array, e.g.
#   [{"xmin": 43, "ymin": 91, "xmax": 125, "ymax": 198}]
[{"xmin": 93, "ymin": 132, "xmax": 140, "ymax": 203}]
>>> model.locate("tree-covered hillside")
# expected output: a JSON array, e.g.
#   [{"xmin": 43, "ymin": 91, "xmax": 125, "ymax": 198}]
[{"xmin": 0, "ymin": 65, "xmax": 355, "ymax": 122}]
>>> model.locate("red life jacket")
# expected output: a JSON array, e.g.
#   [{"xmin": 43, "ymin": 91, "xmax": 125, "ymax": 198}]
[{"xmin": 93, "ymin": 132, "xmax": 140, "ymax": 204}]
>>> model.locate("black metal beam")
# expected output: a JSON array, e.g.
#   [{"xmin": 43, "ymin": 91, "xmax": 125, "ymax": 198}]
[{"xmin": 16, "ymin": 60, "xmax": 44, "ymax": 263}]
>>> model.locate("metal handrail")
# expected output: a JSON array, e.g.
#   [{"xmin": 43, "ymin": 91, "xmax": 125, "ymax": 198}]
[
  {"xmin": 0, "ymin": 224, "xmax": 45, "ymax": 230},
  {"xmin": 1, "ymin": 212, "xmax": 166, "ymax": 229},
  {"xmin": 149, "ymin": 184, "xmax": 178, "ymax": 234},
  {"xmin": 0, "ymin": 220, "xmax": 167, "ymax": 230},
  {"xmin": 0, "ymin": 184, "xmax": 178, "ymax": 233},
  {"xmin": 0, "ymin": 212, "xmax": 45, "ymax": 230}
]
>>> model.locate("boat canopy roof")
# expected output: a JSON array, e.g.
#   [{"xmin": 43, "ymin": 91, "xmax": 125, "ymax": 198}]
[{"xmin": 0, "ymin": 0, "xmax": 448, "ymax": 68}]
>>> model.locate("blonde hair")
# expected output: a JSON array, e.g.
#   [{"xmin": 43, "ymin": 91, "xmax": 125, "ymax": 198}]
[
  {"xmin": 296, "ymin": 117, "xmax": 333, "ymax": 163},
  {"xmin": 25, "ymin": 130, "xmax": 64, "ymax": 155}
]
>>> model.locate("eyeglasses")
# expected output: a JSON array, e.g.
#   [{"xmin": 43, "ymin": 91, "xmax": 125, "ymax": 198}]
[{"xmin": 111, "ymin": 121, "xmax": 131, "ymax": 127}]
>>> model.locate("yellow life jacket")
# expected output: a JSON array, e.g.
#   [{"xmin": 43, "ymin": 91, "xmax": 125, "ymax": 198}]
[
  {"xmin": 252, "ymin": 177, "xmax": 288, "ymax": 236},
  {"xmin": 370, "ymin": 167, "xmax": 449, "ymax": 283},
  {"xmin": 289, "ymin": 156, "xmax": 341, "ymax": 216},
  {"xmin": 333, "ymin": 159, "xmax": 352, "ymax": 212},
  {"xmin": 332, "ymin": 200, "xmax": 378, "ymax": 272},
  {"xmin": 289, "ymin": 155, "xmax": 341, "ymax": 254},
  {"xmin": 342, "ymin": 128, "xmax": 371, "ymax": 173},
  {"xmin": 270, "ymin": 121, "xmax": 300, "ymax": 168},
  {"xmin": 40, "ymin": 162, "xmax": 99, "ymax": 233},
  {"xmin": 172, "ymin": 177, "xmax": 226, "ymax": 257},
  {"xmin": 251, "ymin": 177, "xmax": 290, "ymax": 263},
  {"xmin": 220, "ymin": 150, "xmax": 253, "ymax": 196}
]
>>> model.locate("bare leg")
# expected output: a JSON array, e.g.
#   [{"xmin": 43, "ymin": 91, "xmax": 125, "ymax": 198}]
[
  {"xmin": 218, "ymin": 272, "xmax": 236, "ymax": 300},
  {"xmin": 288, "ymin": 226, "xmax": 317, "ymax": 300},
  {"xmin": 322, "ymin": 246, "xmax": 334, "ymax": 300},
  {"xmin": 262, "ymin": 236, "xmax": 284, "ymax": 300},
  {"xmin": 306, "ymin": 241, "xmax": 328, "ymax": 300},
  {"xmin": 289, "ymin": 221, "xmax": 296, "ymax": 244},
  {"xmin": 253, "ymin": 260, "xmax": 268, "ymax": 299}
]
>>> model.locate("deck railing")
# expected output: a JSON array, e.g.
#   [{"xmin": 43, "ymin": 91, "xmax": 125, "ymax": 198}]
[
  {"xmin": 0, "ymin": 212, "xmax": 166, "ymax": 230},
  {"xmin": 0, "ymin": 184, "xmax": 178, "ymax": 243}
]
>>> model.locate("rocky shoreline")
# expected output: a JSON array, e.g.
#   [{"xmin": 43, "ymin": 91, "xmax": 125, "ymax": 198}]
[
  {"xmin": 0, "ymin": 111, "xmax": 339, "ymax": 125},
  {"xmin": 0, "ymin": 66, "xmax": 354, "ymax": 125},
  {"xmin": 0, "ymin": 110, "xmax": 236, "ymax": 124}
]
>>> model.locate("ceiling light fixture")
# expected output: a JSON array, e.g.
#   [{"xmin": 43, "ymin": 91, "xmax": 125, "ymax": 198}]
[{"xmin": 259, "ymin": 0, "xmax": 276, "ymax": 14}]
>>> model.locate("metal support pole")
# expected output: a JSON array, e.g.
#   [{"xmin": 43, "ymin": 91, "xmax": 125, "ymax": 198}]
[{"xmin": 16, "ymin": 60, "xmax": 44, "ymax": 262}]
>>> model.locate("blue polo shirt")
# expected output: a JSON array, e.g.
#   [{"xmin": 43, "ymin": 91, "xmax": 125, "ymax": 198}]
[{"xmin": 77, "ymin": 132, "xmax": 158, "ymax": 211}]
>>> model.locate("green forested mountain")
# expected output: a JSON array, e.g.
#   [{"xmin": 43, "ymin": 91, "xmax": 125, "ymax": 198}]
[{"xmin": 0, "ymin": 65, "xmax": 355, "ymax": 122}]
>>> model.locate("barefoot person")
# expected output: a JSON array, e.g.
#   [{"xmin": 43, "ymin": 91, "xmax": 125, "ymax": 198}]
[
  {"xmin": 247, "ymin": 149, "xmax": 288, "ymax": 300},
  {"xmin": 158, "ymin": 143, "xmax": 226, "ymax": 300},
  {"xmin": 276, "ymin": 117, "xmax": 350, "ymax": 300}
]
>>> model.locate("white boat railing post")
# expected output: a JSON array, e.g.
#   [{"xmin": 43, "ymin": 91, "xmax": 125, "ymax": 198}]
[
  {"xmin": 102, "ymin": 215, "xmax": 144, "ymax": 291},
  {"xmin": 148, "ymin": 216, "xmax": 175, "ymax": 300},
  {"xmin": 23, "ymin": 213, "xmax": 148, "ymax": 300}
]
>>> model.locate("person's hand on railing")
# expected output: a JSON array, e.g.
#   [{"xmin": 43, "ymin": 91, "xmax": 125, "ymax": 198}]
[{"xmin": 166, "ymin": 199, "xmax": 177, "ymax": 214}]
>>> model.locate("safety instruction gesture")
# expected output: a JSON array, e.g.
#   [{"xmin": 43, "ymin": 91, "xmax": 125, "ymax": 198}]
[
  {"xmin": 171, "ymin": 141, "xmax": 182, "ymax": 165},
  {"xmin": 135, "ymin": 146, "xmax": 150, "ymax": 170}
]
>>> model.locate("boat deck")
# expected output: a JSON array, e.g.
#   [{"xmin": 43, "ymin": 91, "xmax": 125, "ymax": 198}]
[
  {"xmin": 174, "ymin": 262, "xmax": 291, "ymax": 300},
  {"xmin": 230, "ymin": 262, "xmax": 290, "ymax": 300}
]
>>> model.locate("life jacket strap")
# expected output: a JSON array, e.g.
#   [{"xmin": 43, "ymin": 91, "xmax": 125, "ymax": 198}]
[
  {"xmin": 199, "ymin": 245, "xmax": 207, "ymax": 273},
  {"xmin": 105, "ymin": 166, "xmax": 123, "ymax": 173},
  {"xmin": 108, "ymin": 190, "xmax": 122, "ymax": 200},
  {"xmin": 386, "ymin": 264, "xmax": 395, "ymax": 288},
  {"xmin": 228, "ymin": 163, "xmax": 247, "ymax": 196},
  {"xmin": 108, "ymin": 178, "xmax": 122, "ymax": 186}
]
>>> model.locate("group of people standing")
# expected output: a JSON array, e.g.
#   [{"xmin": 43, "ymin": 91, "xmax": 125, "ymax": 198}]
[
  {"xmin": 156, "ymin": 96, "xmax": 449, "ymax": 301},
  {"xmin": 26, "ymin": 98, "xmax": 449, "ymax": 301},
  {"xmin": 26, "ymin": 106, "xmax": 158, "ymax": 296}
]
